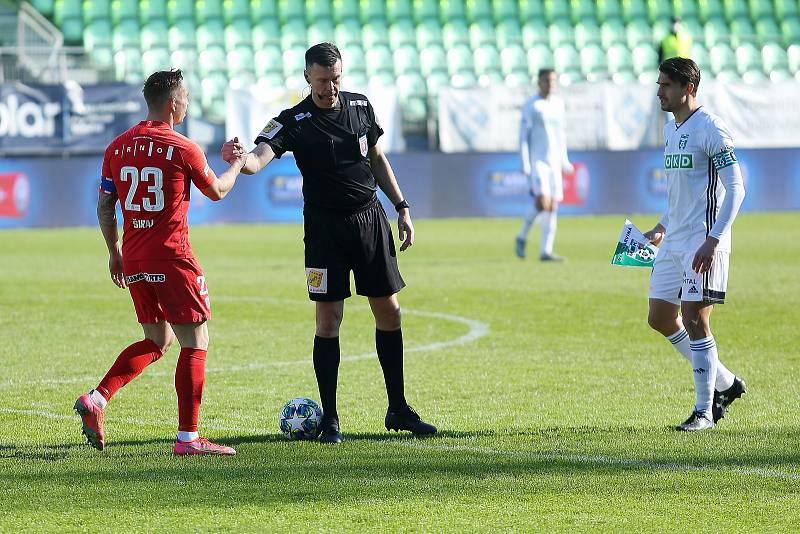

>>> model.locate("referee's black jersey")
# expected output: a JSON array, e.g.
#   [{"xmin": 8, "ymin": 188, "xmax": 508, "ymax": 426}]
[{"xmin": 254, "ymin": 91, "xmax": 385, "ymax": 213}]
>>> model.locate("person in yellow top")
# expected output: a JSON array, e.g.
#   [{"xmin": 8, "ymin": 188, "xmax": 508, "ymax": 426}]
[{"xmin": 659, "ymin": 16, "xmax": 693, "ymax": 63}]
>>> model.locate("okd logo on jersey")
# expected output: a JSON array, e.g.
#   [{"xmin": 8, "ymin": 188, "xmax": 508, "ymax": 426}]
[{"xmin": 664, "ymin": 153, "xmax": 694, "ymax": 169}]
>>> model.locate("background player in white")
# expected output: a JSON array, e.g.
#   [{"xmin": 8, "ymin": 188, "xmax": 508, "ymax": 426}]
[
  {"xmin": 644, "ymin": 57, "xmax": 746, "ymax": 432},
  {"xmin": 515, "ymin": 68, "xmax": 574, "ymax": 262}
]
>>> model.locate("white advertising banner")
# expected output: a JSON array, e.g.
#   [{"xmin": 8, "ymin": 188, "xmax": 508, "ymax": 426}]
[{"xmin": 225, "ymin": 84, "xmax": 405, "ymax": 153}]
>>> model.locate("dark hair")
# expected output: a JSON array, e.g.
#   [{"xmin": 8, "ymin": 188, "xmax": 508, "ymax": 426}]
[
  {"xmin": 305, "ymin": 42, "xmax": 341, "ymax": 68},
  {"xmin": 538, "ymin": 68, "xmax": 555, "ymax": 79},
  {"xmin": 142, "ymin": 69, "xmax": 184, "ymax": 108},
  {"xmin": 659, "ymin": 57, "xmax": 700, "ymax": 95}
]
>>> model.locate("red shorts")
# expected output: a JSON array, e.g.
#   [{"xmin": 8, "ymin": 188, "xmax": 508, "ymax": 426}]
[{"xmin": 124, "ymin": 257, "xmax": 211, "ymax": 324}]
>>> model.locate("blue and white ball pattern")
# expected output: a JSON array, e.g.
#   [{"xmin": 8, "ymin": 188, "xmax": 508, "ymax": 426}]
[{"xmin": 279, "ymin": 397, "xmax": 323, "ymax": 440}]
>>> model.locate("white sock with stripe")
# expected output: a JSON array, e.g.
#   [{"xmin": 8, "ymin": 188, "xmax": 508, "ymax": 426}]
[
  {"xmin": 667, "ymin": 329, "xmax": 734, "ymax": 391},
  {"xmin": 690, "ymin": 336, "xmax": 718, "ymax": 416}
]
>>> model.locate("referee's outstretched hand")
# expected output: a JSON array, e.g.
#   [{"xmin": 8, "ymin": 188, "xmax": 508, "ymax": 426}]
[
  {"xmin": 221, "ymin": 137, "xmax": 244, "ymax": 164},
  {"xmin": 397, "ymin": 211, "xmax": 414, "ymax": 252}
]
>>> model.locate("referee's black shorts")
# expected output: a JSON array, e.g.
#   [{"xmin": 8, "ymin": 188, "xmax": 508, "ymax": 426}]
[{"xmin": 303, "ymin": 198, "xmax": 405, "ymax": 301}]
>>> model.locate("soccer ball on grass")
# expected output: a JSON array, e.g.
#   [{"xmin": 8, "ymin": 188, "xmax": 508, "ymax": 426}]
[{"xmin": 279, "ymin": 397, "xmax": 323, "ymax": 440}]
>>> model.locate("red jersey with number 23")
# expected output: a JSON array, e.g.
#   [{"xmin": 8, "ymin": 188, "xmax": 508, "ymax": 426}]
[{"xmin": 101, "ymin": 121, "xmax": 214, "ymax": 261}]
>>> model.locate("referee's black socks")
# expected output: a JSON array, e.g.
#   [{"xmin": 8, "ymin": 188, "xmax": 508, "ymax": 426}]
[
  {"xmin": 376, "ymin": 328, "xmax": 407, "ymax": 411},
  {"xmin": 313, "ymin": 335, "xmax": 340, "ymax": 422}
]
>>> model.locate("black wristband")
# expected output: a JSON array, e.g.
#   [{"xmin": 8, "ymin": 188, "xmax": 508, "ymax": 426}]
[{"xmin": 394, "ymin": 199, "xmax": 410, "ymax": 212}]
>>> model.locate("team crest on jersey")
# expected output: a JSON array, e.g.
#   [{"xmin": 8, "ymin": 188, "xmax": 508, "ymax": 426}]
[
  {"xmin": 359, "ymin": 135, "xmax": 368, "ymax": 157},
  {"xmin": 305, "ymin": 268, "xmax": 327, "ymax": 293},
  {"xmin": 678, "ymin": 133, "xmax": 689, "ymax": 150},
  {"xmin": 260, "ymin": 119, "xmax": 283, "ymax": 139}
]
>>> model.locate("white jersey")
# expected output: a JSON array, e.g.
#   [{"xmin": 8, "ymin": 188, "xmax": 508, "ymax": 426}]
[
  {"xmin": 660, "ymin": 107, "xmax": 745, "ymax": 253},
  {"xmin": 519, "ymin": 94, "xmax": 570, "ymax": 179}
]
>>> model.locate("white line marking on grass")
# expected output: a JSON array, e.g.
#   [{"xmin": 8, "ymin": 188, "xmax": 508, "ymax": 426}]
[
  {"xmin": 0, "ymin": 300, "xmax": 489, "ymax": 388},
  {"xmin": 382, "ymin": 440, "xmax": 800, "ymax": 481}
]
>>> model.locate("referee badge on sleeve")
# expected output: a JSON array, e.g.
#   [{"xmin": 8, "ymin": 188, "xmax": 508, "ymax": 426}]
[
  {"xmin": 359, "ymin": 135, "xmax": 368, "ymax": 157},
  {"xmin": 261, "ymin": 119, "xmax": 283, "ymax": 139},
  {"xmin": 306, "ymin": 267, "xmax": 328, "ymax": 294}
]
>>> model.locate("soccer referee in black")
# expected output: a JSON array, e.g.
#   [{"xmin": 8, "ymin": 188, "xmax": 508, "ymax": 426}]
[{"xmin": 222, "ymin": 43, "xmax": 436, "ymax": 444}]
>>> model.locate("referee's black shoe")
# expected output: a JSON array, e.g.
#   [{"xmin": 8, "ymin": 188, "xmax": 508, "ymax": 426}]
[
  {"xmin": 318, "ymin": 417, "xmax": 343, "ymax": 444},
  {"xmin": 385, "ymin": 405, "xmax": 437, "ymax": 435},
  {"xmin": 712, "ymin": 376, "xmax": 747, "ymax": 423}
]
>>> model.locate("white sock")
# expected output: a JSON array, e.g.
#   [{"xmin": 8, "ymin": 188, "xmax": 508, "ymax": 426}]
[
  {"xmin": 540, "ymin": 210, "xmax": 557, "ymax": 255},
  {"xmin": 177, "ymin": 431, "xmax": 199, "ymax": 442},
  {"xmin": 667, "ymin": 329, "xmax": 734, "ymax": 392},
  {"xmin": 89, "ymin": 389, "xmax": 107, "ymax": 409},
  {"xmin": 690, "ymin": 336, "xmax": 718, "ymax": 416},
  {"xmin": 517, "ymin": 207, "xmax": 541, "ymax": 241}
]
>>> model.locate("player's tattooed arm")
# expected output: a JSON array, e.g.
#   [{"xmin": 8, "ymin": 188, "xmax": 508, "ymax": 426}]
[{"xmin": 97, "ymin": 192, "xmax": 126, "ymax": 288}]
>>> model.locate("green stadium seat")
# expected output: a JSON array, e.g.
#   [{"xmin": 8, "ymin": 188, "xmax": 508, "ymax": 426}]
[
  {"xmin": 196, "ymin": 0, "xmax": 224, "ymax": 23},
  {"xmin": 722, "ymin": 0, "xmax": 747, "ymax": 21},
  {"xmin": 741, "ymin": 69, "xmax": 766, "ymax": 82},
  {"xmin": 363, "ymin": 20, "xmax": 390, "ymax": 48},
  {"xmin": 198, "ymin": 46, "xmax": 227, "ymax": 75},
  {"xmin": 426, "ymin": 70, "xmax": 449, "ymax": 97},
  {"xmin": 224, "ymin": 0, "xmax": 251, "ymax": 24},
  {"xmin": 200, "ymin": 73, "xmax": 227, "ymax": 120},
  {"xmin": 139, "ymin": 0, "xmax": 167, "ymax": 24},
  {"xmin": 601, "ymin": 19, "xmax": 626, "ymax": 49},
  {"xmin": 544, "ymin": 0, "xmax": 570, "ymax": 23},
  {"xmin": 729, "ymin": 17, "xmax": 753, "ymax": 47},
  {"xmin": 649, "ymin": 18, "xmax": 671, "ymax": 43},
  {"xmin": 558, "ymin": 70, "xmax": 584, "ymax": 85},
  {"xmin": 553, "ymin": 44, "xmax": 580, "ymax": 73},
  {"xmin": 580, "ymin": 43, "xmax": 608, "ymax": 79},
  {"xmin": 83, "ymin": 0, "xmax": 110, "ymax": 23},
  {"xmin": 519, "ymin": 0, "xmax": 545, "ymax": 20},
  {"xmin": 413, "ymin": 0, "xmax": 439, "ymax": 22},
  {"xmin": 762, "ymin": 42, "xmax": 789, "ymax": 73},
  {"xmin": 167, "ymin": 0, "xmax": 194, "ymax": 25},
  {"xmin": 420, "ymin": 45, "xmax": 447, "ymax": 74},
  {"xmin": 250, "ymin": 0, "xmax": 277, "ymax": 22},
  {"xmin": 169, "ymin": 20, "xmax": 196, "ymax": 50},
  {"xmin": 787, "ymin": 43, "xmax": 800, "ymax": 74},
  {"xmin": 505, "ymin": 71, "xmax": 532, "ymax": 86},
  {"xmin": 704, "ymin": 17, "xmax": 730, "ymax": 48},
  {"xmin": 671, "ymin": 0, "xmax": 698, "ymax": 20},
  {"xmin": 527, "ymin": 44, "xmax": 554, "ymax": 74},
  {"xmin": 333, "ymin": 0, "xmax": 360, "ymax": 22},
  {"xmin": 361, "ymin": 0, "xmax": 387, "ymax": 23},
  {"xmin": 607, "ymin": 42, "xmax": 633, "ymax": 72},
  {"xmin": 748, "ymin": 0, "xmax": 774, "ymax": 19},
  {"xmin": 280, "ymin": 19, "xmax": 308, "ymax": 49},
  {"xmin": 755, "ymin": 19, "xmax": 781, "ymax": 46},
  {"xmin": 596, "ymin": 0, "xmax": 623, "ymax": 21},
  {"xmin": 252, "ymin": 17, "xmax": 281, "ymax": 49},
  {"xmin": 496, "ymin": 19, "xmax": 523, "ymax": 48},
  {"xmin": 493, "ymin": 0, "xmax": 518, "ymax": 22},
  {"xmin": 390, "ymin": 19, "xmax": 417, "ymax": 48},
  {"xmin": 709, "ymin": 43, "xmax": 735, "ymax": 72},
  {"xmin": 473, "ymin": 44, "xmax": 500, "ymax": 74},
  {"xmin": 571, "ymin": 0, "xmax": 596, "ymax": 23},
  {"xmin": 621, "ymin": 0, "xmax": 647, "ymax": 23},
  {"xmin": 89, "ymin": 46, "xmax": 115, "ymax": 67},
  {"xmin": 341, "ymin": 44, "xmax": 367, "ymax": 72},
  {"xmin": 690, "ymin": 41, "xmax": 710, "ymax": 70},
  {"xmin": 342, "ymin": 70, "xmax": 368, "ymax": 88},
  {"xmin": 447, "ymin": 44, "xmax": 474, "ymax": 74},
  {"xmin": 225, "ymin": 19, "xmax": 252, "ymax": 50},
  {"xmin": 308, "ymin": 20, "xmax": 336, "ymax": 46},
  {"xmin": 443, "ymin": 20, "xmax": 470, "ymax": 48},
  {"xmin": 775, "ymin": 0, "xmax": 800, "ymax": 19},
  {"xmin": 336, "ymin": 19, "xmax": 364, "ymax": 48},
  {"xmin": 782, "ymin": 17, "xmax": 800, "ymax": 48},
  {"xmin": 113, "ymin": 19, "xmax": 140, "ymax": 50},
  {"xmin": 646, "ymin": 0, "xmax": 670, "ymax": 24},
  {"xmin": 681, "ymin": 18, "xmax": 703, "ymax": 41},
  {"xmin": 307, "ymin": 0, "xmax": 334, "ymax": 22},
  {"xmin": 254, "ymin": 45, "xmax": 284, "ymax": 76},
  {"xmin": 735, "ymin": 42, "xmax": 760, "ymax": 73},
  {"xmin": 450, "ymin": 71, "xmax": 478, "ymax": 88},
  {"xmin": 55, "ymin": 0, "xmax": 81, "ymax": 26},
  {"xmin": 278, "ymin": 0, "xmax": 304, "ymax": 22},
  {"xmin": 417, "ymin": 19, "xmax": 443, "ymax": 48},
  {"xmin": 522, "ymin": 20, "xmax": 549, "ymax": 48},
  {"xmin": 115, "ymin": 48, "xmax": 144, "ymax": 82},
  {"xmin": 394, "ymin": 45, "xmax": 421, "ymax": 74},
  {"xmin": 83, "ymin": 20, "xmax": 112, "ymax": 51},
  {"xmin": 439, "ymin": 0, "xmax": 466, "ymax": 22},
  {"xmin": 397, "ymin": 72, "xmax": 427, "ymax": 101},
  {"xmin": 632, "ymin": 43, "xmax": 657, "ymax": 73},
  {"xmin": 470, "ymin": 19, "xmax": 496, "ymax": 48},
  {"xmin": 715, "ymin": 69, "xmax": 740, "ymax": 83},
  {"xmin": 575, "ymin": 19, "xmax": 601, "ymax": 48},
  {"xmin": 466, "ymin": 0, "xmax": 492, "ymax": 22},
  {"xmin": 366, "ymin": 45, "xmax": 394, "ymax": 74},
  {"xmin": 197, "ymin": 20, "xmax": 225, "ymax": 50},
  {"xmin": 549, "ymin": 18, "xmax": 574, "ymax": 48},
  {"xmin": 141, "ymin": 20, "xmax": 169, "ymax": 49},
  {"xmin": 227, "ymin": 47, "xmax": 254, "ymax": 76},
  {"xmin": 626, "ymin": 18, "xmax": 652, "ymax": 48},
  {"xmin": 282, "ymin": 45, "xmax": 307, "ymax": 76},
  {"xmin": 696, "ymin": 0, "xmax": 721, "ymax": 23},
  {"xmin": 142, "ymin": 47, "xmax": 172, "ymax": 76},
  {"xmin": 386, "ymin": 0, "xmax": 412, "ymax": 21},
  {"xmin": 170, "ymin": 48, "xmax": 196, "ymax": 70},
  {"xmin": 477, "ymin": 70, "xmax": 503, "ymax": 86},
  {"xmin": 31, "ymin": 0, "xmax": 55, "ymax": 19},
  {"xmin": 61, "ymin": 18, "xmax": 84, "ymax": 44},
  {"xmin": 366, "ymin": 71, "xmax": 393, "ymax": 86}
]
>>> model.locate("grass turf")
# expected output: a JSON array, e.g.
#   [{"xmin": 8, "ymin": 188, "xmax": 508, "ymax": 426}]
[{"xmin": 1, "ymin": 212, "xmax": 799, "ymax": 532}]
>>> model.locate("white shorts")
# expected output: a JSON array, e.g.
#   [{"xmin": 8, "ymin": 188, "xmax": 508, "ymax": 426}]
[
  {"xmin": 649, "ymin": 249, "xmax": 729, "ymax": 305},
  {"xmin": 531, "ymin": 161, "xmax": 563, "ymax": 202}
]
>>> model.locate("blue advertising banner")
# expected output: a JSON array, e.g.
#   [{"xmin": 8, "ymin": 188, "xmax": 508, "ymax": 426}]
[{"xmin": 1, "ymin": 148, "xmax": 798, "ymax": 229}]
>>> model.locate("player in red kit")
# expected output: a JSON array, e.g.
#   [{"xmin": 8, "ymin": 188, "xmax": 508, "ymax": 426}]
[{"xmin": 73, "ymin": 70, "xmax": 246, "ymax": 455}]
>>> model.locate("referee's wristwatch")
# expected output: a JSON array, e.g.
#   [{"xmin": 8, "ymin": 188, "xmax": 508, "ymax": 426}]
[{"xmin": 394, "ymin": 199, "xmax": 410, "ymax": 212}]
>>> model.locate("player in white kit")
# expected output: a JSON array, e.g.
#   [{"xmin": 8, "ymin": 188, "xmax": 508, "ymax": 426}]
[
  {"xmin": 644, "ymin": 58, "xmax": 747, "ymax": 431},
  {"xmin": 516, "ymin": 68, "xmax": 574, "ymax": 262}
]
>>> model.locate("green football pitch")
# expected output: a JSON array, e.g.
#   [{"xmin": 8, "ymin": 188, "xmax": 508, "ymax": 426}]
[{"xmin": 1, "ymin": 213, "xmax": 798, "ymax": 532}]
